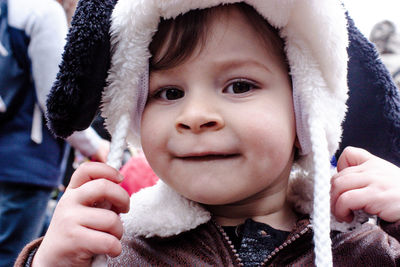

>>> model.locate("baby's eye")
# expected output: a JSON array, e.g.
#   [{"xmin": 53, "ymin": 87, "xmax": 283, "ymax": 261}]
[
  {"xmin": 224, "ymin": 80, "xmax": 257, "ymax": 94},
  {"xmin": 155, "ymin": 87, "xmax": 184, "ymax": 100}
]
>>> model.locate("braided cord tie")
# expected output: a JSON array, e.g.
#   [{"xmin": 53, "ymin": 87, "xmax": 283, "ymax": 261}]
[
  {"xmin": 107, "ymin": 113, "xmax": 130, "ymax": 170},
  {"xmin": 91, "ymin": 115, "xmax": 130, "ymax": 266},
  {"xmin": 311, "ymin": 121, "xmax": 333, "ymax": 267}
]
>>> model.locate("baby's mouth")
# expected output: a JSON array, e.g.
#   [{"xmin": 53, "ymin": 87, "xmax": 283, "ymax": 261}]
[{"xmin": 176, "ymin": 153, "xmax": 241, "ymax": 161}]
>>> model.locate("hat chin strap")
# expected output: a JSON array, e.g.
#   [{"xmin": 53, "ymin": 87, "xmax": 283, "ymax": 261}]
[
  {"xmin": 309, "ymin": 119, "xmax": 333, "ymax": 267},
  {"xmin": 106, "ymin": 66, "xmax": 149, "ymax": 169},
  {"xmin": 107, "ymin": 113, "xmax": 130, "ymax": 170}
]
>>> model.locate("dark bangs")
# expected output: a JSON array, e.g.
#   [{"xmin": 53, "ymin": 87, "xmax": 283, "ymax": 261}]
[{"xmin": 149, "ymin": 3, "xmax": 287, "ymax": 71}]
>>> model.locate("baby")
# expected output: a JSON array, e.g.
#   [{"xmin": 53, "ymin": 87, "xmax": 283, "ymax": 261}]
[{"xmin": 16, "ymin": 1, "xmax": 400, "ymax": 266}]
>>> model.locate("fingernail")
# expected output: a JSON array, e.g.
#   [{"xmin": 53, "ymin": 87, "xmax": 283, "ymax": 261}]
[{"xmin": 117, "ymin": 173, "xmax": 124, "ymax": 182}]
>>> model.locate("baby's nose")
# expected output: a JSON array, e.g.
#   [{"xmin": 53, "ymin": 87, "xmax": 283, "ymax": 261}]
[{"xmin": 175, "ymin": 102, "xmax": 224, "ymax": 134}]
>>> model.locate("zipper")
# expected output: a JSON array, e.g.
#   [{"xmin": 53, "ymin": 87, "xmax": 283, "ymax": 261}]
[
  {"xmin": 260, "ymin": 223, "xmax": 312, "ymax": 266},
  {"xmin": 212, "ymin": 219, "xmax": 312, "ymax": 267},
  {"xmin": 213, "ymin": 220, "xmax": 244, "ymax": 266}
]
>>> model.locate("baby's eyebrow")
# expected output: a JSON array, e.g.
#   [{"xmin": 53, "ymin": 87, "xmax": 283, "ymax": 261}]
[{"xmin": 213, "ymin": 59, "xmax": 273, "ymax": 74}]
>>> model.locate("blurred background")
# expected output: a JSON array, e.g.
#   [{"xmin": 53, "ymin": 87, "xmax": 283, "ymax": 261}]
[
  {"xmin": 343, "ymin": 0, "xmax": 400, "ymax": 89},
  {"xmin": 343, "ymin": 0, "xmax": 400, "ymax": 36}
]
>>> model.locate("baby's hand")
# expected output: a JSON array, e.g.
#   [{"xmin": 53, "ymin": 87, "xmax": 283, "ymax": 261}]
[
  {"xmin": 32, "ymin": 162, "xmax": 130, "ymax": 267},
  {"xmin": 331, "ymin": 146, "xmax": 400, "ymax": 223}
]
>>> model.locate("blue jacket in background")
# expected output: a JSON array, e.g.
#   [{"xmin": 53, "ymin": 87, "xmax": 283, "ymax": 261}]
[{"xmin": 0, "ymin": 0, "xmax": 66, "ymax": 188}]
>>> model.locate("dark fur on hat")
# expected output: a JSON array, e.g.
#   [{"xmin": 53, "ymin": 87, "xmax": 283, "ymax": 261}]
[
  {"xmin": 337, "ymin": 15, "xmax": 400, "ymax": 166},
  {"xmin": 46, "ymin": 0, "xmax": 117, "ymax": 138}
]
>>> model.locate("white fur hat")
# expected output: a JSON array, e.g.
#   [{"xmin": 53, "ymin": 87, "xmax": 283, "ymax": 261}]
[{"xmin": 101, "ymin": 1, "xmax": 348, "ymax": 266}]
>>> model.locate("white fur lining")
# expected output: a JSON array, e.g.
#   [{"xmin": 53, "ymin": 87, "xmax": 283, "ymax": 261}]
[
  {"xmin": 92, "ymin": 180, "xmax": 210, "ymax": 267},
  {"xmin": 121, "ymin": 180, "xmax": 210, "ymax": 238},
  {"xmin": 118, "ymin": 168, "xmax": 365, "ymax": 239}
]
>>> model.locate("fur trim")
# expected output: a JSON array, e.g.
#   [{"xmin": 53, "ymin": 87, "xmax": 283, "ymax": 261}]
[
  {"xmin": 121, "ymin": 180, "xmax": 211, "ymax": 238},
  {"xmin": 92, "ymin": 180, "xmax": 211, "ymax": 267},
  {"xmin": 117, "ymin": 170, "xmax": 365, "ymax": 239}
]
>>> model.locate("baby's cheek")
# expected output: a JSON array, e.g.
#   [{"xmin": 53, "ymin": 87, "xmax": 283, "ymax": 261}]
[
  {"xmin": 140, "ymin": 127, "xmax": 160, "ymax": 162},
  {"xmin": 246, "ymin": 120, "xmax": 295, "ymax": 159},
  {"xmin": 141, "ymin": 110, "xmax": 162, "ymax": 146}
]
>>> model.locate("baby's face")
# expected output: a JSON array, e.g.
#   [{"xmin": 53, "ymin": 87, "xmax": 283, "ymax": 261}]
[{"xmin": 141, "ymin": 8, "xmax": 296, "ymax": 205}]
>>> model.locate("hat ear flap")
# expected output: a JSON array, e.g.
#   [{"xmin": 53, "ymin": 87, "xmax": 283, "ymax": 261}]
[
  {"xmin": 46, "ymin": 0, "xmax": 118, "ymax": 138},
  {"xmin": 338, "ymin": 14, "xmax": 400, "ymax": 166}
]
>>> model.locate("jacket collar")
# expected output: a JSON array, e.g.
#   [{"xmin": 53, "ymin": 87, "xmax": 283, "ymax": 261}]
[{"xmin": 120, "ymin": 179, "xmax": 368, "ymax": 239}]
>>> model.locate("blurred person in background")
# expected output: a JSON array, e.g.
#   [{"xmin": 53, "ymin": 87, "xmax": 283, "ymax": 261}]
[
  {"xmin": 0, "ymin": 0, "xmax": 109, "ymax": 266},
  {"xmin": 370, "ymin": 20, "xmax": 400, "ymax": 88}
]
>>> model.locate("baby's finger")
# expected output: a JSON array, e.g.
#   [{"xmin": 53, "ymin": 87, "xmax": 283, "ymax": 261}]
[
  {"xmin": 76, "ymin": 178, "xmax": 130, "ymax": 214},
  {"xmin": 331, "ymin": 165, "xmax": 362, "ymax": 180},
  {"xmin": 337, "ymin": 147, "xmax": 372, "ymax": 172},
  {"xmin": 78, "ymin": 207, "xmax": 124, "ymax": 240},
  {"xmin": 333, "ymin": 187, "xmax": 373, "ymax": 222},
  {"xmin": 68, "ymin": 162, "xmax": 123, "ymax": 189},
  {"xmin": 72, "ymin": 226, "xmax": 123, "ymax": 258},
  {"xmin": 330, "ymin": 173, "xmax": 370, "ymax": 214}
]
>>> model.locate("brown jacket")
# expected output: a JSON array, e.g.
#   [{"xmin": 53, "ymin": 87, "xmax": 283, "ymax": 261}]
[
  {"xmin": 107, "ymin": 218, "xmax": 400, "ymax": 266},
  {"xmin": 16, "ymin": 181, "xmax": 400, "ymax": 266},
  {"xmin": 16, "ymin": 218, "xmax": 400, "ymax": 266}
]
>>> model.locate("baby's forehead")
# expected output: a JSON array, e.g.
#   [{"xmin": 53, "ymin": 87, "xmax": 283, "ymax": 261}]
[{"xmin": 149, "ymin": 3, "xmax": 287, "ymax": 72}]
